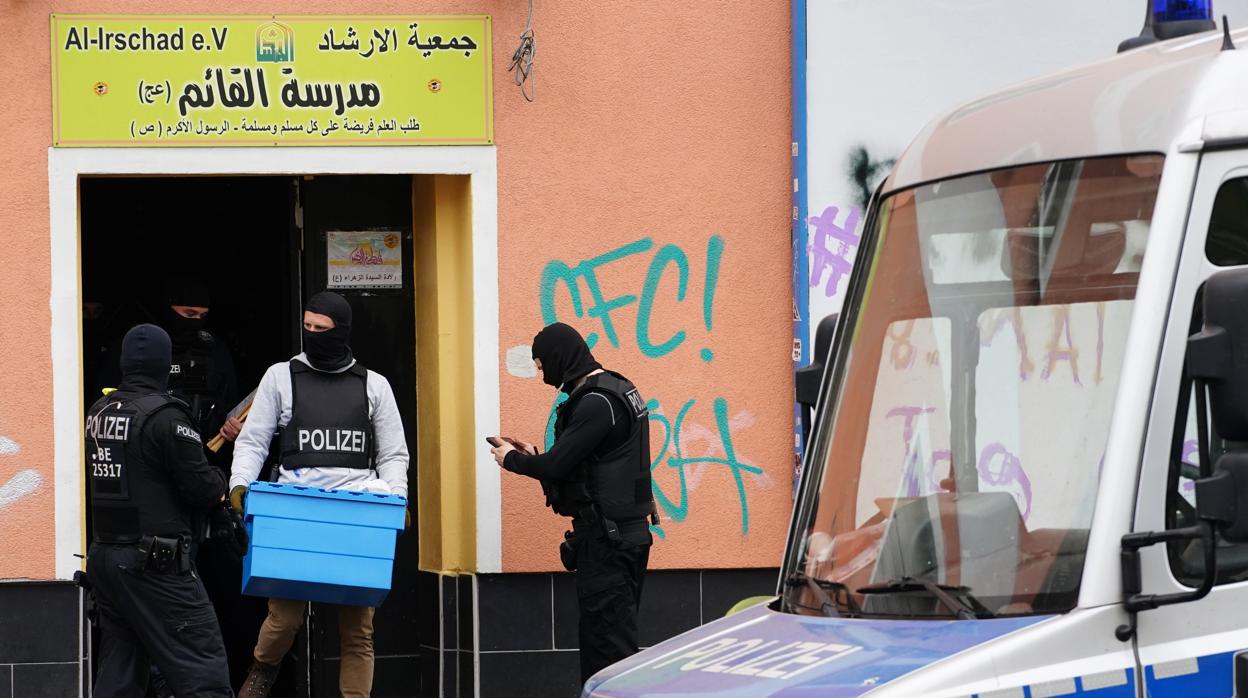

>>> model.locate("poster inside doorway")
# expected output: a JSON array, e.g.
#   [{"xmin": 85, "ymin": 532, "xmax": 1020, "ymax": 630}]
[{"xmin": 327, "ymin": 230, "xmax": 403, "ymax": 289}]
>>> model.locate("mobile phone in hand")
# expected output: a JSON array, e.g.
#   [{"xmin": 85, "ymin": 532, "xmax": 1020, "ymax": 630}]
[{"xmin": 486, "ymin": 436, "xmax": 504, "ymax": 448}]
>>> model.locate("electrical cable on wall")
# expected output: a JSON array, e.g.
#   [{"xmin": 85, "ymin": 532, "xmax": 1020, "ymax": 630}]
[{"xmin": 509, "ymin": 0, "xmax": 536, "ymax": 101}]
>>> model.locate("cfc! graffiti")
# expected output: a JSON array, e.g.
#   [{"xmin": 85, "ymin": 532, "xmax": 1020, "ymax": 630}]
[{"xmin": 540, "ymin": 236, "xmax": 724, "ymax": 362}]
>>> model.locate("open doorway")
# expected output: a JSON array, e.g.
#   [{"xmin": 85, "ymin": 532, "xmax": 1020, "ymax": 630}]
[{"xmin": 80, "ymin": 175, "xmax": 422, "ymax": 696}]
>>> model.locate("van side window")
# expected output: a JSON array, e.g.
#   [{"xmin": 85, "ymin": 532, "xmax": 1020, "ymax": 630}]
[
  {"xmin": 1206, "ymin": 177, "xmax": 1248, "ymax": 265},
  {"xmin": 1166, "ymin": 291, "xmax": 1248, "ymax": 586}
]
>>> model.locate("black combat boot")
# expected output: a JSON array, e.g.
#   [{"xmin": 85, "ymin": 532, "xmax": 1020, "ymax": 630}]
[{"xmin": 239, "ymin": 661, "xmax": 279, "ymax": 698}]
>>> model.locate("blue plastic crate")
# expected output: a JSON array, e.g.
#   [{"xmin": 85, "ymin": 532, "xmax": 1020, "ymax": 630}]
[{"xmin": 241, "ymin": 482, "xmax": 407, "ymax": 607}]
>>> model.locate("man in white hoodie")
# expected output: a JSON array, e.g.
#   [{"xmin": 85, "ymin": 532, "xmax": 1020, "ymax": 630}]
[{"xmin": 230, "ymin": 291, "xmax": 409, "ymax": 698}]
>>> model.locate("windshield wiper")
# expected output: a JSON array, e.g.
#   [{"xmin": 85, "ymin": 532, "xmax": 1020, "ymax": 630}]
[
  {"xmin": 857, "ymin": 576, "xmax": 993, "ymax": 620},
  {"xmin": 783, "ymin": 572, "xmax": 861, "ymax": 617}
]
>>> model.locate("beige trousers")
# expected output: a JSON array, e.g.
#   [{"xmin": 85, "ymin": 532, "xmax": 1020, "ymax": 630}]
[{"xmin": 253, "ymin": 597, "xmax": 376, "ymax": 698}]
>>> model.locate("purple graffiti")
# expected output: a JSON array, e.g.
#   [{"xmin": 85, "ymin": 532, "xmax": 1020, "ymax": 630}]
[
  {"xmin": 1182, "ymin": 438, "xmax": 1198, "ymax": 494},
  {"xmin": 1182, "ymin": 438, "xmax": 1199, "ymax": 466},
  {"xmin": 977, "ymin": 305, "xmax": 1109, "ymax": 387},
  {"xmin": 1041, "ymin": 307, "xmax": 1082, "ymax": 385},
  {"xmin": 808, "ymin": 205, "xmax": 861, "ymax": 299},
  {"xmin": 887, "ymin": 406, "xmax": 946, "ymax": 496},
  {"xmin": 887, "ymin": 320, "xmax": 917, "ymax": 370},
  {"xmin": 978, "ymin": 442, "xmax": 1032, "ymax": 520},
  {"xmin": 979, "ymin": 308, "xmax": 1034, "ymax": 381},
  {"xmin": 887, "ymin": 406, "xmax": 936, "ymax": 451}
]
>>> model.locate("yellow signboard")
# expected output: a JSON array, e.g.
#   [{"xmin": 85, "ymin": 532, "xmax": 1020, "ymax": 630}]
[{"xmin": 50, "ymin": 15, "xmax": 492, "ymax": 146}]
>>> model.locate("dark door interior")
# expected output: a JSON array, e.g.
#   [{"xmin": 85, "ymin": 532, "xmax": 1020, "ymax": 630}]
[{"xmin": 80, "ymin": 175, "xmax": 423, "ymax": 697}]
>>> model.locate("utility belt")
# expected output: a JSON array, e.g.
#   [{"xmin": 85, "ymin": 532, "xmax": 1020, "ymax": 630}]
[
  {"xmin": 95, "ymin": 534, "xmax": 194, "ymax": 574},
  {"xmin": 559, "ymin": 506, "xmax": 650, "ymax": 572}
]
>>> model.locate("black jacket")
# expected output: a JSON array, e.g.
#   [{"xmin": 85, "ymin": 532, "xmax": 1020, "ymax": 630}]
[{"xmin": 88, "ymin": 375, "xmax": 226, "ymax": 541}]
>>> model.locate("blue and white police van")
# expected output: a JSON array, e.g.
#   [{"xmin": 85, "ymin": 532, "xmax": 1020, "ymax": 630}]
[{"xmin": 585, "ymin": 6, "xmax": 1248, "ymax": 697}]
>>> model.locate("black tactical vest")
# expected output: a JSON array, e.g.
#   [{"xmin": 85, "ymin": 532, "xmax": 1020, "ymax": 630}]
[
  {"xmin": 279, "ymin": 361, "xmax": 373, "ymax": 470},
  {"xmin": 86, "ymin": 392, "xmax": 183, "ymax": 543},
  {"xmin": 169, "ymin": 332, "xmax": 217, "ymax": 429},
  {"xmin": 550, "ymin": 372, "xmax": 656, "ymax": 522}
]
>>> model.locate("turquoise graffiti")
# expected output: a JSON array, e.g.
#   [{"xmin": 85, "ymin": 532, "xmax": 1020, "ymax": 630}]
[
  {"xmin": 540, "ymin": 236, "xmax": 725, "ymax": 362},
  {"xmin": 542, "ymin": 393, "xmax": 762, "ymax": 539},
  {"xmin": 538, "ymin": 235, "xmax": 761, "ymax": 538}
]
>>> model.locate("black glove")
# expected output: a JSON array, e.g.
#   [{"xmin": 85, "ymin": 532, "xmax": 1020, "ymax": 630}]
[
  {"xmin": 228, "ymin": 503, "xmax": 250, "ymax": 555},
  {"xmin": 208, "ymin": 500, "xmax": 249, "ymax": 559}
]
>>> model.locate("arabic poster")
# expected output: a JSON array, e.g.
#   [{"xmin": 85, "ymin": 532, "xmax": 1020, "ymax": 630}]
[
  {"xmin": 327, "ymin": 231, "xmax": 403, "ymax": 289},
  {"xmin": 50, "ymin": 15, "xmax": 492, "ymax": 146}
]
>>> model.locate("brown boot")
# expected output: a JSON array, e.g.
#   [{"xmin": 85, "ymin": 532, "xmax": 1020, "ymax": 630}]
[{"xmin": 239, "ymin": 661, "xmax": 280, "ymax": 698}]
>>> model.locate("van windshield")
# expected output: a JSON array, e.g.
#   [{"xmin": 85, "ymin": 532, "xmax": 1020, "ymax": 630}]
[{"xmin": 787, "ymin": 155, "xmax": 1164, "ymax": 619}]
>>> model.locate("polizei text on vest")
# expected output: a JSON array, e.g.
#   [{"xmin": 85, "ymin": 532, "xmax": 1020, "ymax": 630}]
[{"xmin": 298, "ymin": 429, "xmax": 369, "ymax": 453}]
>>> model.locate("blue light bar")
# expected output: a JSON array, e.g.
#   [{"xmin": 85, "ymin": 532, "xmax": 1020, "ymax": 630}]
[{"xmin": 1154, "ymin": 0, "xmax": 1213, "ymax": 23}]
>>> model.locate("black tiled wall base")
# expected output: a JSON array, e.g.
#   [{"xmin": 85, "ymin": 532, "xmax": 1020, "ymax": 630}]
[
  {"xmin": 0, "ymin": 581, "xmax": 82, "ymax": 697},
  {"xmin": 11, "ymin": 663, "xmax": 78, "ymax": 697},
  {"xmin": 475, "ymin": 568, "xmax": 778, "ymax": 697},
  {"xmin": 415, "ymin": 572, "xmax": 477, "ymax": 698},
  {"xmin": 0, "ymin": 571, "xmax": 775, "ymax": 697}
]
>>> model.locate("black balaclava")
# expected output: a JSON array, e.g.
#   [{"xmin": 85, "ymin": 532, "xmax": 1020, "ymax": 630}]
[
  {"xmin": 531, "ymin": 323, "xmax": 602, "ymax": 393},
  {"xmin": 303, "ymin": 291, "xmax": 354, "ymax": 371},
  {"xmin": 162, "ymin": 275, "xmax": 211, "ymax": 344},
  {"xmin": 119, "ymin": 324, "xmax": 172, "ymax": 393}
]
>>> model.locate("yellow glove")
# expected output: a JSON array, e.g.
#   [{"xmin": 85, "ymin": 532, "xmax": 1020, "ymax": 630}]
[{"xmin": 229, "ymin": 485, "xmax": 247, "ymax": 514}]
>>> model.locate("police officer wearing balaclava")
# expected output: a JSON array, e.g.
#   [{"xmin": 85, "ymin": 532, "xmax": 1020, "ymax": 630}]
[
  {"xmin": 230, "ymin": 291, "xmax": 409, "ymax": 698},
  {"xmin": 85, "ymin": 324, "xmax": 232, "ymax": 697},
  {"xmin": 160, "ymin": 275, "xmax": 241, "ymax": 450},
  {"xmin": 490, "ymin": 322, "xmax": 657, "ymax": 685},
  {"xmin": 147, "ymin": 275, "xmax": 253, "ymax": 695},
  {"xmin": 97, "ymin": 276, "xmax": 240, "ymax": 452}
]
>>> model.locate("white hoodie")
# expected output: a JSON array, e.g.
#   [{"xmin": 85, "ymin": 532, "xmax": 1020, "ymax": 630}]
[{"xmin": 229, "ymin": 353, "xmax": 409, "ymax": 497}]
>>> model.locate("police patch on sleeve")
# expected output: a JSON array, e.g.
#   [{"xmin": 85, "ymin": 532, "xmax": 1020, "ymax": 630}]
[{"xmin": 173, "ymin": 421, "xmax": 202, "ymax": 445}]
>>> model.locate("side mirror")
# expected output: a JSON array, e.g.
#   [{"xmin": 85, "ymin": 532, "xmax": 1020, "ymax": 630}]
[
  {"xmin": 1190, "ymin": 268, "xmax": 1248, "ymax": 542},
  {"xmin": 796, "ymin": 314, "xmax": 839, "ymax": 450},
  {"xmin": 795, "ymin": 313, "xmax": 839, "ymax": 410},
  {"xmin": 1188, "ymin": 269, "xmax": 1248, "ymax": 443},
  {"xmin": 1115, "ymin": 268, "xmax": 1248, "ymax": 641}
]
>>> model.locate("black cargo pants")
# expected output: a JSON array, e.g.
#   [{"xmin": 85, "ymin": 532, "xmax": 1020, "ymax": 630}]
[
  {"xmin": 87, "ymin": 543, "xmax": 232, "ymax": 698},
  {"xmin": 571, "ymin": 522, "xmax": 651, "ymax": 684}
]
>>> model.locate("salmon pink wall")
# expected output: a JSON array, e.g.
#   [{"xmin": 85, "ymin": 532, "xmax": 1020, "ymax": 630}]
[
  {"xmin": 0, "ymin": 0, "xmax": 791, "ymax": 578},
  {"xmin": 493, "ymin": 3, "xmax": 792, "ymax": 571}
]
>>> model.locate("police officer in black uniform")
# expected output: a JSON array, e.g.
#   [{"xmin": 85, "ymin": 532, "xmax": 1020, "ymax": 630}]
[
  {"xmin": 160, "ymin": 275, "xmax": 241, "ymax": 449},
  {"xmin": 98, "ymin": 276, "xmax": 241, "ymax": 451},
  {"xmin": 155, "ymin": 275, "xmax": 258, "ymax": 692},
  {"xmin": 85, "ymin": 324, "xmax": 232, "ymax": 697},
  {"xmin": 490, "ymin": 322, "xmax": 656, "ymax": 685},
  {"xmin": 97, "ymin": 276, "xmax": 247, "ymax": 695}
]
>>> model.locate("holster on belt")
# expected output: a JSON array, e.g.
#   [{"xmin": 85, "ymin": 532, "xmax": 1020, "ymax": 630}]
[
  {"xmin": 559, "ymin": 530, "xmax": 579, "ymax": 572},
  {"xmin": 560, "ymin": 505, "xmax": 629, "ymax": 572},
  {"xmin": 138, "ymin": 535, "xmax": 192, "ymax": 574}
]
